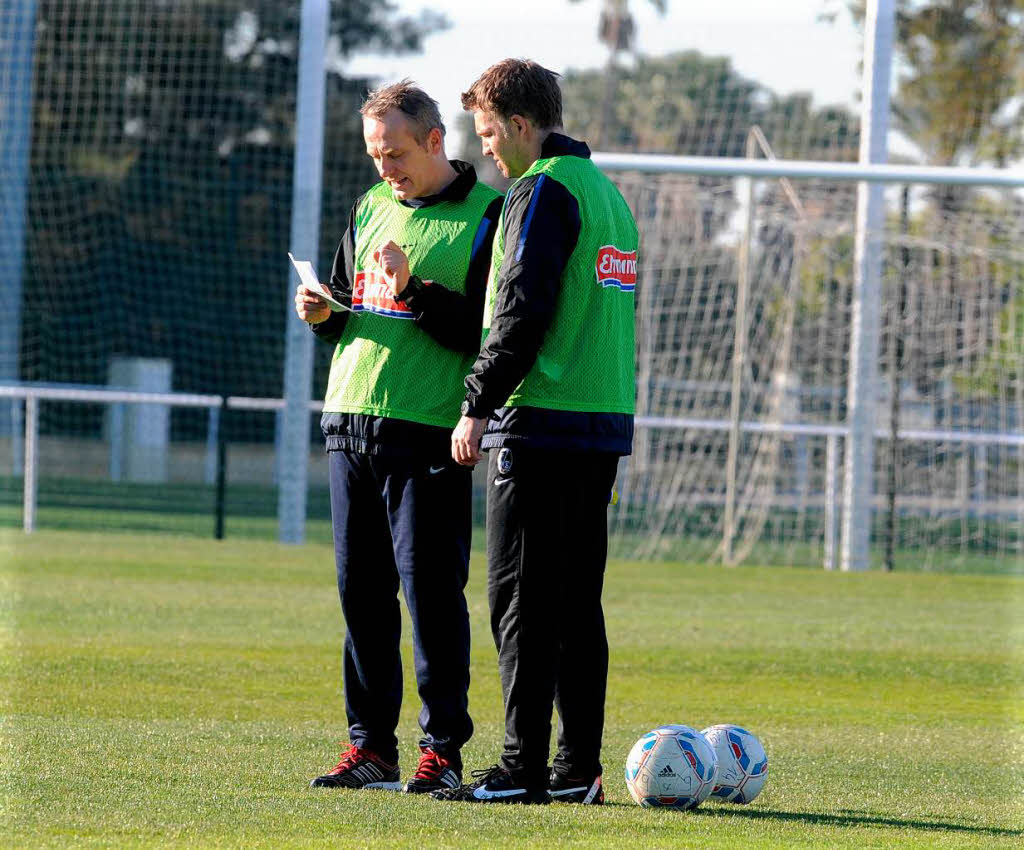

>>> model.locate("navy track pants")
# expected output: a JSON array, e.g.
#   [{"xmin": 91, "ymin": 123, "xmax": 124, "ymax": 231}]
[{"xmin": 328, "ymin": 450, "xmax": 473, "ymax": 765}]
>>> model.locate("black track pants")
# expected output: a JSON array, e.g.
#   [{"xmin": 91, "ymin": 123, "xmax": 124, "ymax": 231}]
[{"xmin": 485, "ymin": 446, "xmax": 620, "ymax": 783}]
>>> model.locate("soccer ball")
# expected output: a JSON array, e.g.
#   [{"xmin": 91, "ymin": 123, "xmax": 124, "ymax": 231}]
[
  {"xmin": 624, "ymin": 725, "xmax": 718, "ymax": 809},
  {"xmin": 701, "ymin": 724, "xmax": 769, "ymax": 804}
]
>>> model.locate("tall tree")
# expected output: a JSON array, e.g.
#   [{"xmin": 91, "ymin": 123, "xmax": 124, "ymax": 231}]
[
  {"xmin": 31, "ymin": 1, "xmax": 446, "ymax": 174},
  {"xmin": 568, "ymin": 0, "xmax": 668, "ymax": 146}
]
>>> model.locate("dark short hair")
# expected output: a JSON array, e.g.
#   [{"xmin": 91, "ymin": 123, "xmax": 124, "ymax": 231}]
[
  {"xmin": 360, "ymin": 79, "xmax": 445, "ymax": 142},
  {"xmin": 461, "ymin": 59, "xmax": 562, "ymax": 130}
]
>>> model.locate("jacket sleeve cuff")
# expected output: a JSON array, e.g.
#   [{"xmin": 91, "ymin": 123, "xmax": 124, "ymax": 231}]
[
  {"xmin": 461, "ymin": 396, "xmax": 494, "ymax": 419},
  {"xmin": 309, "ymin": 312, "xmax": 344, "ymax": 342},
  {"xmin": 395, "ymin": 274, "xmax": 427, "ymax": 307}
]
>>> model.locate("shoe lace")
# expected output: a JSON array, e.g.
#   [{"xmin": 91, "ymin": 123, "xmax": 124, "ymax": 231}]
[
  {"xmin": 414, "ymin": 749, "xmax": 450, "ymax": 780},
  {"xmin": 330, "ymin": 743, "xmax": 366, "ymax": 773},
  {"xmin": 468, "ymin": 764, "xmax": 507, "ymax": 785}
]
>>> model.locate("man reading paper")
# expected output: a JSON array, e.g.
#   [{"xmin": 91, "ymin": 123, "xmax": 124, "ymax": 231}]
[{"xmin": 294, "ymin": 80, "xmax": 501, "ymax": 795}]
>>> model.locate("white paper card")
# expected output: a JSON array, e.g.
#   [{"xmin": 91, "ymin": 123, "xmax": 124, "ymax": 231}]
[{"xmin": 288, "ymin": 252, "xmax": 350, "ymax": 312}]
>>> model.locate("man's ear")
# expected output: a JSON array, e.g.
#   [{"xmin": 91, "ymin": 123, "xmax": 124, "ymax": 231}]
[
  {"xmin": 509, "ymin": 114, "xmax": 531, "ymax": 139},
  {"xmin": 426, "ymin": 127, "xmax": 444, "ymax": 155}
]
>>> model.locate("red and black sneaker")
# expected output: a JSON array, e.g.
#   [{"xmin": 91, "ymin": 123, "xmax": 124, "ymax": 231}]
[
  {"xmin": 403, "ymin": 747, "xmax": 462, "ymax": 794},
  {"xmin": 548, "ymin": 771, "xmax": 604, "ymax": 804},
  {"xmin": 309, "ymin": 743, "xmax": 401, "ymax": 790}
]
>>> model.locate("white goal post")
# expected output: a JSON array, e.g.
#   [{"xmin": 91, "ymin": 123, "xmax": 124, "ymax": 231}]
[{"xmin": 591, "ymin": 155, "xmax": 1024, "ymax": 189}]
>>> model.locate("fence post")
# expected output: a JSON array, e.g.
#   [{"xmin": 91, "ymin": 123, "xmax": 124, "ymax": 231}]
[
  {"xmin": 23, "ymin": 394, "xmax": 37, "ymax": 534},
  {"xmin": 214, "ymin": 396, "xmax": 228, "ymax": 540},
  {"xmin": 824, "ymin": 434, "xmax": 840, "ymax": 570}
]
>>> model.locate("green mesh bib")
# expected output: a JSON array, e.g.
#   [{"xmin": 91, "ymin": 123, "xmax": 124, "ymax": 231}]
[
  {"xmin": 323, "ymin": 178, "xmax": 500, "ymax": 427},
  {"xmin": 484, "ymin": 155, "xmax": 638, "ymax": 413}
]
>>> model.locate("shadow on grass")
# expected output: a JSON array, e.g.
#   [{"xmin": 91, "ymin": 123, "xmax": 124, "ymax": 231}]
[{"xmin": 690, "ymin": 805, "xmax": 1022, "ymax": 837}]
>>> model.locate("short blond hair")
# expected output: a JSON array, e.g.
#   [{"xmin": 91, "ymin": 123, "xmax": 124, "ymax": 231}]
[{"xmin": 360, "ymin": 79, "xmax": 445, "ymax": 143}]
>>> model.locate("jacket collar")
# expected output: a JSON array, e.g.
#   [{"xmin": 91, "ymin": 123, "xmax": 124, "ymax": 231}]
[
  {"xmin": 401, "ymin": 160, "xmax": 477, "ymax": 208},
  {"xmin": 539, "ymin": 132, "xmax": 591, "ymax": 161}
]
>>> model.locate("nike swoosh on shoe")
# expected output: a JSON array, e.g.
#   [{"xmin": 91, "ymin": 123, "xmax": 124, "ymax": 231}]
[
  {"xmin": 549, "ymin": 786, "xmax": 588, "ymax": 797},
  {"xmin": 472, "ymin": 786, "xmax": 527, "ymax": 800}
]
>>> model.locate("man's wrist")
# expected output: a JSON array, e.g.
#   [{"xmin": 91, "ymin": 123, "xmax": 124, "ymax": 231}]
[
  {"xmin": 461, "ymin": 398, "xmax": 490, "ymax": 419},
  {"xmin": 395, "ymin": 273, "xmax": 424, "ymax": 304}
]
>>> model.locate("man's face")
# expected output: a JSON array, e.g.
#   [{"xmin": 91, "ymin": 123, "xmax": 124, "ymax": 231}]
[
  {"xmin": 473, "ymin": 109, "xmax": 530, "ymax": 179},
  {"xmin": 363, "ymin": 110, "xmax": 439, "ymax": 200}
]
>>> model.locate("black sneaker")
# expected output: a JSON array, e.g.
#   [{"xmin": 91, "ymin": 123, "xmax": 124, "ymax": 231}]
[
  {"xmin": 431, "ymin": 765, "xmax": 550, "ymax": 804},
  {"xmin": 403, "ymin": 747, "xmax": 462, "ymax": 794},
  {"xmin": 309, "ymin": 743, "xmax": 401, "ymax": 790},
  {"xmin": 549, "ymin": 771, "xmax": 604, "ymax": 804}
]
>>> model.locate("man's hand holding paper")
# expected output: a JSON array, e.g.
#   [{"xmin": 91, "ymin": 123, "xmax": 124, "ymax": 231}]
[{"xmin": 289, "ymin": 253, "xmax": 350, "ymax": 321}]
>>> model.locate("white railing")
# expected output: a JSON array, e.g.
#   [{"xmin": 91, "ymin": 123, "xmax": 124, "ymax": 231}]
[
  {"xmin": 4, "ymin": 383, "xmax": 1021, "ymax": 569},
  {"xmin": 634, "ymin": 415, "xmax": 1023, "ymax": 570},
  {"xmin": 0, "ymin": 384, "xmax": 322, "ymax": 534}
]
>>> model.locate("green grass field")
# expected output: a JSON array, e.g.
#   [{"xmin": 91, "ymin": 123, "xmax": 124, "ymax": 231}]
[{"xmin": 2, "ymin": 529, "xmax": 1023, "ymax": 848}]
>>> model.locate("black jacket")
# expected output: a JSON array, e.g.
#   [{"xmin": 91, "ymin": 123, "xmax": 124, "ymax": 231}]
[
  {"xmin": 311, "ymin": 161, "xmax": 502, "ymax": 457},
  {"xmin": 462, "ymin": 134, "xmax": 634, "ymax": 455}
]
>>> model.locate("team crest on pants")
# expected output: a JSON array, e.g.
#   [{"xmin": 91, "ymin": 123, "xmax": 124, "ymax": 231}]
[{"xmin": 497, "ymin": 448, "xmax": 513, "ymax": 476}]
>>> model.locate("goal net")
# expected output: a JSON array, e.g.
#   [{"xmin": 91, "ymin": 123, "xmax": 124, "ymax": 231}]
[
  {"xmin": 1, "ymin": 1, "xmax": 374, "ymax": 538},
  {"xmin": 606, "ymin": 164, "xmax": 1023, "ymax": 570}
]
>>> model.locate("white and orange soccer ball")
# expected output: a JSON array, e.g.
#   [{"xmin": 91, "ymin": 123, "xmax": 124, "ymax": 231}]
[
  {"xmin": 624, "ymin": 725, "xmax": 718, "ymax": 809},
  {"xmin": 701, "ymin": 724, "xmax": 769, "ymax": 804}
]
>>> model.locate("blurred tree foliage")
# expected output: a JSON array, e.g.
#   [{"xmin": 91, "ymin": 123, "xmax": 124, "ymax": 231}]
[
  {"xmin": 567, "ymin": 0, "xmax": 668, "ymax": 146},
  {"xmin": 561, "ymin": 51, "xmax": 859, "ymax": 160},
  {"xmin": 24, "ymin": 1, "xmax": 445, "ymax": 434},
  {"xmin": 838, "ymin": 0, "xmax": 1024, "ymax": 166}
]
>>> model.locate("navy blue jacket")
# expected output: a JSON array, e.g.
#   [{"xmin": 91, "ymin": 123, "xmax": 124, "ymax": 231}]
[{"xmin": 462, "ymin": 134, "xmax": 633, "ymax": 456}]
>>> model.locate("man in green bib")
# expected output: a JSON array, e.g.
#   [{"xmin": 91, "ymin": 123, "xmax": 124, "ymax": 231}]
[
  {"xmin": 439, "ymin": 60, "xmax": 638, "ymax": 805},
  {"xmin": 294, "ymin": 81, "xmax": 502, "ymax": 795}
]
